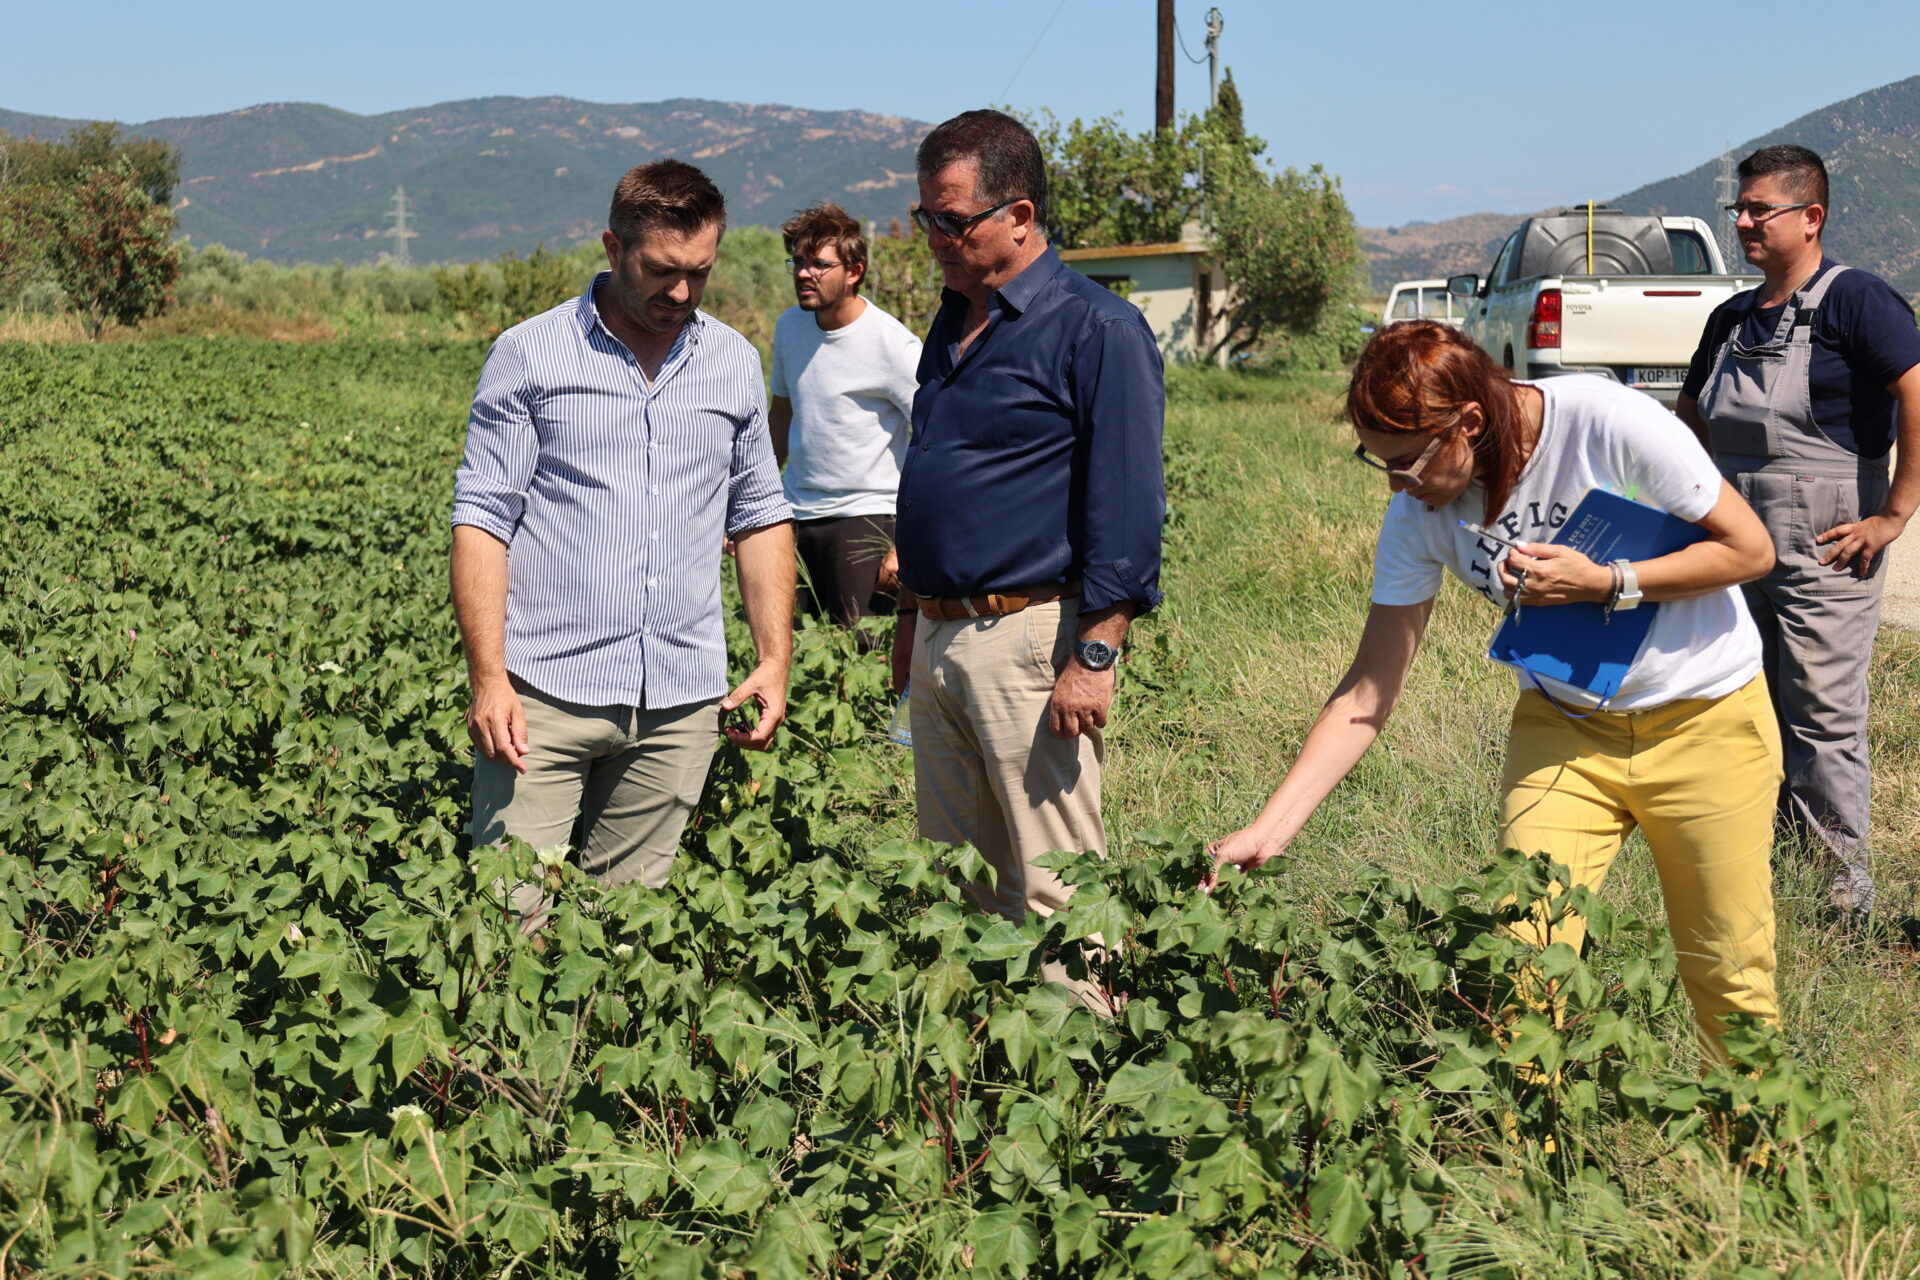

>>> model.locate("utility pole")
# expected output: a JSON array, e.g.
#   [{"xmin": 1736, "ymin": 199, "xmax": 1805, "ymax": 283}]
[
  {"xmin": 1156, "ymin": 0, "xmax": 1175, "ymax": 133},
  {"xmin": 1714, "ymin": 150, "xmax": 1740, "ymax": 272},
  {"xmin": 1205, "ymin": 7, "xmax": 1224, "ymax": 109},
  {"xmin": 385, "ymin": 186, "xmax": 416, "ymax": 268}
]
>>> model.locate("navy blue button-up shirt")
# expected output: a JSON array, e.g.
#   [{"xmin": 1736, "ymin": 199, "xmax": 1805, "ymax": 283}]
[{"xmin": 896, "ymin": 246, "xmax": 1166, "ymax": 614}]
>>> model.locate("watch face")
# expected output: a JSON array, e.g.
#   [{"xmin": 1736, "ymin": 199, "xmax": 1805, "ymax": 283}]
[{"xmin": 1076, "ymin": 640, "xmax": 1118, "ymax": 670}]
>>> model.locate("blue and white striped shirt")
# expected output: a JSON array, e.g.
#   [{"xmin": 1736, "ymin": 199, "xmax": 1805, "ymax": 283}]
[{"xmin": 451, "ymin": 274, "xmax": 792, "ymax": 709}]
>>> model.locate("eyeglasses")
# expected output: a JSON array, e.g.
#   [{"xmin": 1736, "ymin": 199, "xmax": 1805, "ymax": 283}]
[
  {"xmin": 1353, "ymin": 428, "xmax": 1455, "ymax": 484},
  {"xmin": 784, "ymin": 256, "xmax": 845, "ymax": 276},
  {"xmin": 1722, "ymin": 201, "xmax": 1812, "ymax": 224},
  {"xmin": 909, "ymin": 199, "xmax": 1017, "ymax": 239}
]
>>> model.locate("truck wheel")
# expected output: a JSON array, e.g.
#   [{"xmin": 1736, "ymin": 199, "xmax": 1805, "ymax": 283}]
[{"xmin": 1503, "ymin": 345, "xmax": 1515, "ymax": 374}]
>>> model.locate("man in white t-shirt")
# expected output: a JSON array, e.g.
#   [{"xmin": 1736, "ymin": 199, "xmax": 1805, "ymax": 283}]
[{"xmin": 769, "ymin": 203, "xmax": 923, "ymax": 645}]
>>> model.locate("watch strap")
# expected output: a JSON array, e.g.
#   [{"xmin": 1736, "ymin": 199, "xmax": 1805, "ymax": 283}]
[{"xmin": 1613, "ymin": 559, "xmax": 1642, "ymax": 610}]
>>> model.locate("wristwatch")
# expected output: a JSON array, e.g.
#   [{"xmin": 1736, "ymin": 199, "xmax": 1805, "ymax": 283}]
[
  {"xmin": 1074, "ymin": 639, "xmax": 1120, "ymax": 671},
  {"xmin": 1611, "ymin": 560, "xmax": 1643, "ymax": 611}
]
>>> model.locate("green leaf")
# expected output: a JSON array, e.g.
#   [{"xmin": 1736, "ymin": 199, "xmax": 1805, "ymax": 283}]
[
  {"xmin": 386, "ymin": 1006, "xmax": 444, "ymax": 1081},
  {"xmin": 1307, "ymin": 1166, "xmax": 1371, "ymax": 1252},
  {"xmin": 1425, "ymin": 1048, "xmax": 1489, "ymax": 1093},
  {"xmin": 969, "ymin": 1207, "xmax": 1041, "ymax": 1277},
  {"xmin": 1057, "ymin": 881, "xmax": 1131, "ymax": 945},
  {"xmin": 988, "ymin": 1004, "xmax": 1041, "ymax": 1073},
  {"xmin": 685, "ymin": 1138, "xmax": 772, "ymax": 1215},
  {"xmin": 732, "ymin": 1095, "xmax": 797, "ymax": 1154},
  {"xmin": 745, "ymin": 1207, "xmax": 833, "ymax": 1280},
  {"xmin": 1104, "ymin": 1055, "xmax": 1188, "ymax": 1111}
]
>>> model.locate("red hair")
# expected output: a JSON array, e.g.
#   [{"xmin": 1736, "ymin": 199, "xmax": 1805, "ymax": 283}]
[{"xmin": 1346, "ymin": 321, "xmax": 1528, "ymax": 521}]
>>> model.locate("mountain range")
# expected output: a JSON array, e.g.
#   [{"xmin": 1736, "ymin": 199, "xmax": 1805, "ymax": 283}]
[
  {"xmin": 5, "ymin": 78, "xmax": 1918, "ymax": 291},
  {"xmin": 0, "ymin": 97, "xmax": 930, "ymax": 265},
  {"xmin": 1360, "ymin": 75, "xmax": 1920, "ymax": 299}
]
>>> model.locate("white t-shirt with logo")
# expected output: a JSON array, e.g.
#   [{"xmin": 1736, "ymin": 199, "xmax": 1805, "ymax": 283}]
[
  {"xmin": 769, "ymin": 300, "xmax": 923, "ymax": 520},
  {"xmin": 1369, "ymin": 375, "xmax": 1760, "ymax": 710}
]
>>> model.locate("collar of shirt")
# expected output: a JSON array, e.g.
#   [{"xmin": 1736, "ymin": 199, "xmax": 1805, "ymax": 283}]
[
  {"xmin": 936, "ymin": 245, "xmax": 1066, "ymax": 335},
  {"xmin": 575, "ymin": 270, "xmax": 704, "ymax": 375}
]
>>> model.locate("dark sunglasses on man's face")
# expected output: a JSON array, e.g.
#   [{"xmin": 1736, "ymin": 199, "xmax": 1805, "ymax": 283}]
[{"xmin": 910, "ymin": 199, "xmax": 1017, "ymax": 239}]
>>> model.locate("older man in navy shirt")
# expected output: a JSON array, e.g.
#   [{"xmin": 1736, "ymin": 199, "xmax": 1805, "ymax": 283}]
[{"xmin": 893, "ymin": 110, "xmax": 1165, "ymax": 938}]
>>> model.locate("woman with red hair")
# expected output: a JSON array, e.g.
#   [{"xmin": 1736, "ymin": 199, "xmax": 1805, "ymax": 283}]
[{"xmin": 1211, "ymin": 321, "xmax": 1783, "ymax": 1058}]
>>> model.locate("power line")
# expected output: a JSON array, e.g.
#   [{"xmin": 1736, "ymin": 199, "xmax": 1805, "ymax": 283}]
[
  {"xmin": 1173, "ymin": 13, "xmax": 1209, "ymax": 63},
  {"xmin": 998, "ymin": 0, "xmax": 1074, "ymax": 102}
]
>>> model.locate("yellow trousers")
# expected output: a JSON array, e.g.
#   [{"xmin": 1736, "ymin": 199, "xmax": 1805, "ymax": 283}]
[{"xmin": 1498, "ymin": 673, "xmax": 1783, "ymax": 1059}]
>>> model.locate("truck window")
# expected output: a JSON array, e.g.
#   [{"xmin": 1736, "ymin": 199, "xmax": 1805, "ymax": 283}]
[
  {"xmin": 1489, "ymin": 229, "xmax": 1522, "ymax": 288},
  {"xmin": 1666, "ymin": 230, "xmax": 1713, "ymax": 275},
  {"xmin": 1420, "ymin": 286, "xmax": 1451, "ymax": 318},
  {"xmin": 1390, "ymin": 289, "xmax": 1423, "ymax": 319}
]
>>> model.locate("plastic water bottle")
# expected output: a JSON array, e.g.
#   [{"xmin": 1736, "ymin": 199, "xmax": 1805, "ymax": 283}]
[{"xmin": 887, "ymin": 680, "xmax": 914, "ymax": 747}]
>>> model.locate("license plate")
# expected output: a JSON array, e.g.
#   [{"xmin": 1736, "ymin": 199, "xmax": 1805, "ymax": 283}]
[{"xmin": 1630, "ymin": 366, "xmax": 1689, "ymax": 386}]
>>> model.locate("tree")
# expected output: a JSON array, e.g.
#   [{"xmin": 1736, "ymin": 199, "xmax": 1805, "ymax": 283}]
[
  {"xmin": 6, "ymin": 121, "xmax": 179, "ymax": 205},
  {"xmin": 1205, "ymin": 161, "xmax": 1364, "ymax": 364},
  {"xmin": 1029, "ymin": 110, "xmax": 1202, "ymax": 250},
  {"xmin": 1, "ymin": 124, "xmax": 183, "ymax": 335},
  {"xmin": 1027, "ymin": 72, "xmax": 1367, "ymax": 366},
  {"xmin": 866, "ymin": 219, "xmax": 942, "ymax": 335},
  {"xmin": 1196, "ymin": 71, "xmax": 1365, "ymax": 363},
  {"xmin": 42, "ymin": 160, "xmax": 182, "ymax": 340}
]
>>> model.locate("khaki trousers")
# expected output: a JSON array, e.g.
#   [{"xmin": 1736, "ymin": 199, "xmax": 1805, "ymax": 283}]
[
  {"xmin": 1498, "ymin": 673, "xmax": 1783, "ymax": 1059},
  {"xmin": 910, "ymin": 598, "xmax": 1106, "ymax": 919},
  {"xmin": 471, "ymin": 677, "xmax": 719, "ymax": 923}
]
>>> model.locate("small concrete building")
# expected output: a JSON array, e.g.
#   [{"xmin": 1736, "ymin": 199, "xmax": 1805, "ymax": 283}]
[{"xmin": 1058, "ymin": 235, "xmax": 1228, "ymax": 366}]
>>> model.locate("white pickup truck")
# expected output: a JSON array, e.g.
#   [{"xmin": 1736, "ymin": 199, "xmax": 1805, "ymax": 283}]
[
  {"xmin": 1382, "ymin": 278, "xmax": 1471, "ymax": 327},
  {"xmin": 1447, "ymin": 209, "xmax": 1758, "ymax": 406}
]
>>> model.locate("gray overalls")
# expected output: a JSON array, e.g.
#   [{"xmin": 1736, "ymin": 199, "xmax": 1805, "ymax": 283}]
[{"xmin": 1698, "ymin": 264, "xmax": 1883, "ymax": 912}]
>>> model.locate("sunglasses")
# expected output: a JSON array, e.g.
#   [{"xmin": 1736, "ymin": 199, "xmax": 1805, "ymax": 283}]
[
  {"xmin": 1722, "ymin": 201, "xmax": 1811, "ymax": 224},
  {"xmin": 1352, "ymin": 427, "xmax": 1456, "ymax": 485},
  {"xmin": 909, "ymin": 199, "xmax": 1018, "ymax": 239}
]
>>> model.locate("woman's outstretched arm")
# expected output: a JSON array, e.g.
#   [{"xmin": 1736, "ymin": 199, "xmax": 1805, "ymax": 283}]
[{"xmin": 1209, "ymin": 599, "xmax": 1434, "ymax": 878}]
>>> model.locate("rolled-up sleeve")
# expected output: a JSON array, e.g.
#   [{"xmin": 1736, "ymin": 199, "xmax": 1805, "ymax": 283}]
[
  {"xmin": 451, "ymin": 335, "xmax": 536, "ymax": 542},
  {"xmin": 725, "ymin": 371, "xmax": 794, "ymax": 537},
  {"xmin": 1072, "ymin": 316, "xmax": 1166, "ymax": 613}
]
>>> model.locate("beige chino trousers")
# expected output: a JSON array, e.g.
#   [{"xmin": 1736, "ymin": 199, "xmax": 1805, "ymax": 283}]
[
  {"xmin": 471, "ymin": 676, "xmax": 719, "ymax": 925},
  {"xmin": 910, "ymin": 598, "xmax": 1107, "ymax": 919}
]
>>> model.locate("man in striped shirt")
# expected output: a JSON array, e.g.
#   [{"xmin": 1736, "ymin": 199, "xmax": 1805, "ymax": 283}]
[{"xmin": 451, "ymin": 160, "xmax": 795, "ymax": 924}]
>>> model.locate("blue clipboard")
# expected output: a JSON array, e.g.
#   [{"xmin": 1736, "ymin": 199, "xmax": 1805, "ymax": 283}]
[{"xmin": 1485, "ymin": 489, "xmax": 1705, "ymax": 705}]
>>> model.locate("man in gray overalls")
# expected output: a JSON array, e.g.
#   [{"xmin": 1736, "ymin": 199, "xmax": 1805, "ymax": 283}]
[{"xmin": 1678, "ymin": 145, "xmax": 1920, "ymax": 917}]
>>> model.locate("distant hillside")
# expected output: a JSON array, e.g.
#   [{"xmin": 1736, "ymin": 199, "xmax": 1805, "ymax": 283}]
[
  {"xmin": 1359, "ymin": 213, "xmax": 1524, "ymax": 294},
  {"xmin": 1361, "ymin": 75, "xmax": 1920, "ymax": 298},
  {"xmin": 0, "ymin": 97, "xmax": 930, "ymax": 265},
  {"xmin": 1614, "ymin": 75, "xmax": 1920, "ymax": 297}
]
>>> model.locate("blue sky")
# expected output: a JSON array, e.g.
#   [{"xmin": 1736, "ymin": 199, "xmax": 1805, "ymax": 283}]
[{"xmin": 5, "ymin": 1, "xmax": 1915, "ymax": 226}]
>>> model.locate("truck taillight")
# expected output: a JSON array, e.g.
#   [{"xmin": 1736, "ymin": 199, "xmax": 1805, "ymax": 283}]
[{"xmin": 1528, "ymin": 289, "xmax": 1562, "ymax": 349}]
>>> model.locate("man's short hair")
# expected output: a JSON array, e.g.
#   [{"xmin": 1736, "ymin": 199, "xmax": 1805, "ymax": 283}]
[
  {"xmin": 1738, "ymin": 144, "xmax": 1829, "ymax": 210},
  {"xmin": 915, "ymin": 109, "xmax": 1050, "ymax": 235},
  {"xmin": 609, "ymin": 159, "xmax": 727, "ymax": 245},
  {"xmin": 782, "ymin": 203, "xmax": 868, "ymax": 288}
]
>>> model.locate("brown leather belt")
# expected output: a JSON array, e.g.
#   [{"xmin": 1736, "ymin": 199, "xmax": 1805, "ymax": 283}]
[{"xmin": 916, "ymin": 581, "xmax": 1079, "ymax": 622}]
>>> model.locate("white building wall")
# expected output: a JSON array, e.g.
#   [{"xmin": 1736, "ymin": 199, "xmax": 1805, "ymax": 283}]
[{"xmin": 1061, "ymin": 249, "xmax": 1209, "ymax": 365}]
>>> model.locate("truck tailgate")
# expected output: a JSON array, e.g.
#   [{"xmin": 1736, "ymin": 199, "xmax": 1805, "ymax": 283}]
[{"xmin": 1558, "ymin": 276, "xmax": 1755, "ymax": 375}]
